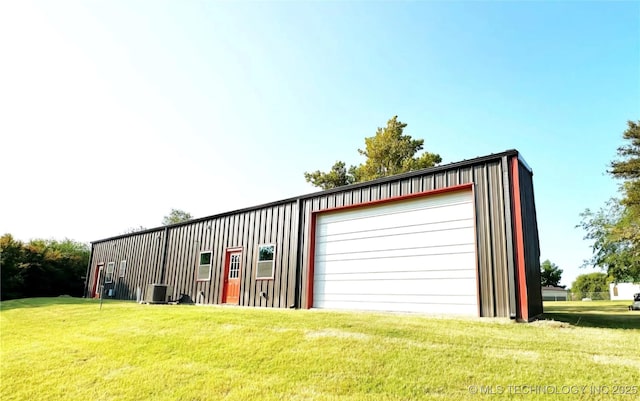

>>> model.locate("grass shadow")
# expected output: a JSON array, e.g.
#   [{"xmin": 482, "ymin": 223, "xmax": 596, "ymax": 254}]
[
  {"xmin": 542, "ymin": 312, "xmax": 640, "ymax": 329},
  {"xmin": 0, "ymin": 297, "xmax": 98, "ymax": 311},
  {"xmin": 542, "ymin": 301, "xmax": 640, "ymax": 329}
]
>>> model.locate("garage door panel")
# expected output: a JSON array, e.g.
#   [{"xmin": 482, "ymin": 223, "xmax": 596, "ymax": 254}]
[
  {"xmin": 316, "ymin": 299, "xmax": 478, "ymax": 315},
  {"xmin": 318, "ymin": 218, "xmax": 473, "ymax": 243},
  {"xmin": 319, "ymin": 191, "xmax": 472, "ymax": 224},
  {"xmin": 317, "ymin": 227, "xmax": 475, "ymax": 255},
  {"xmin": 318, "ymin": 244, "xmax": 476, "ymax": 263},
  {"xmin": 315, "ymin": 267, "xmax": 476, "ymax": 281},
  {"xmin": 316, "ymin": 253, "xmax": 476, "ymax": 275},
  {"xmin": 318, "ymin": 202, "xmax": 473, "ymax": 236},
  {"xmin": 313, "ymin": 189, "xmax": 478, "ymax": 315},
  {"xmin": 315, "ymin": 277, "xmax": 477, "ymax": 297},
  {"xmin": 314, "ymin": 293, "xmax": 477, "ymax": 305}
]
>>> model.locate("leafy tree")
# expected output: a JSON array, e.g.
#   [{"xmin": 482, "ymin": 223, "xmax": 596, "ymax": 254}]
[
  {"xmin": 579, "ymin": 120, "xmax": 640, "ymax": 283},
  {"xmin": 610, "ymin": 120, "xmax": 640, "ymax": 209},
  {"xmin": 540, "ymin": 259, "xmax": 563, "ymax": 287},
  {"xmin": 608, "ymin": 120, "xmax": 640, "ymax": 250},
  {"xmin": 162, "ymin": 209, "xmax": 193, "ymax": 225},
  {"xmin": 355, "ymin": 116, "xmax": 442, "ymax": 182},
  {"xmin": 0, "ymin": 234, "xmax": 89, "ymax": 300},
  {"xmin": 303, "ymin": 161, "xmax": 355, "ymax": 190},
  {"xmin": 578, "ymin": 201, "xmax": 640, "ymax": 282},
  {"xmin": 123, "ymin": 225, "xmax": 148, "ymax": 234},
  {"xmin": 571, "ymin": 272, "xmax": 611, "ymax": 300},
  {"xmin": 305, "ymin": 116, "xmax": 442, "ymax": 190},
  {"xmin": 0, "ymin": 234, "xmax": 25, "ymax": 300}
]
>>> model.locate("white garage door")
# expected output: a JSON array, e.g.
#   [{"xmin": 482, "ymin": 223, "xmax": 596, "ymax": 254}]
[{"xmin": 313, "ymin": 190, "xmax": 478, "ymax": 315}]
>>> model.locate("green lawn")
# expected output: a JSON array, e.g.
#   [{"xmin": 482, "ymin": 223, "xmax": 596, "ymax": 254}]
[
  {"xmin": 543, "ymin": 300, "xmax": 640, "ymax": 329},
  {"xmin": 1, "ymin": 298, "xmax": 639, "ymax": 401}
]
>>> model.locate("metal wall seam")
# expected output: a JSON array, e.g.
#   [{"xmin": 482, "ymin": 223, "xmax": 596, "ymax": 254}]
[{"xmin": 501, "ymin": 155, "xmax": 517, "ymax": 318}]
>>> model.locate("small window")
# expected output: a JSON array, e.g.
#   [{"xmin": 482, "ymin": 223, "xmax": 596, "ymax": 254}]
[
  {"xmin": 119, "ymin": 260, "xmax": 127, "ymax": 277},
  {"xmin": 256, "ymin": 244, "xmax": 275, "ymax": 279},
  {"xmin": 105, "ymin": 262, "xmax": 115, "ymax": 283},
  {"xmin": 197, "ymin": 251, "xmax": 212, "ymax": 281}
]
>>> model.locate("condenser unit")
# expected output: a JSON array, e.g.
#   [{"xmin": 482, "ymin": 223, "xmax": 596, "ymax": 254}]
[{"xmin": 145, "ymin": 283, "xmax": 170, "ymax": 304}]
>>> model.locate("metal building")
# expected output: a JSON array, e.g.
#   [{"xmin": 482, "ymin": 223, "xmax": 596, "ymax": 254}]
[{"xmin": 84, "ymin": 149, "xmax": 542, "ymax": 321}]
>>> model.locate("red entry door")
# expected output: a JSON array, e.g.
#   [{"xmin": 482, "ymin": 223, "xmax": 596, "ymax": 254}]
[
  {"xmin": 223, "ymin": 250, "xmax": 242, "ymax": 304},
  {"xmin": 92, "ymin": 264, "xmax": 104, "ymax": 298}
]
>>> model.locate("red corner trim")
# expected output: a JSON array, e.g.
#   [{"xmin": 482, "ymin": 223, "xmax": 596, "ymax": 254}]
[
  {"xmin": 306, "ymin": 213, "xmax": 317, "ymax": 309},
  {"xmin": 511, "ymin": 158, "xmax": 528, "ymax": 321}
]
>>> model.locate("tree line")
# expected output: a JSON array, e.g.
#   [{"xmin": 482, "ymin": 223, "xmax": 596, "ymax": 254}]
[
  {"xmin": 0, "ymin": 234, "xmax": 90, "ymax": 300},
  {"xmin": 1, "ymin": 210, "xmax": 194, "ymax": 301}
]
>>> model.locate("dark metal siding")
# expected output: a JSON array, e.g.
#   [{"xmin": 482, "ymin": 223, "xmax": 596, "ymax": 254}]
[
  {"xmin": 88, "ymin": 229, "xmax": 164, "ymax": 300},
  {"xmin": 517, "ymin": 160, "xmax": 543, "ymax": 319},
  {"xmin": 165, "ymin": 202, "xmax": 299, "ymax": 307},
  {"xmin": 88, "ymin": 202, "xmax": 299, "ymax": 308},
  {"xmin": 298, "ymin": 159, "xmax": 513, "ymax": 317},
  {"xmin": 86, "ymin": 149, "xmax": 541, "ymax": 319}
]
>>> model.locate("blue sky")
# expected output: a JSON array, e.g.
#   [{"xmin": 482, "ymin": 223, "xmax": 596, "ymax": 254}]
[{"xmin": 1, "ymin": 1, "xmax": 638, "ymax": 287}]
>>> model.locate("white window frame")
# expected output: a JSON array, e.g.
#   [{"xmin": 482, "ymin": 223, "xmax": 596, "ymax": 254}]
[
  {"xmin": 105, "ymin": 262, "xmax": 115, "ymax": 284},
  {"xmin": 255, "ymin": 244, "xmax": 276, "ymax": 280},
  {"xmin": 196, "ymin": 251, "xmax": 213, "ymax": 281},
  {"xmin": 119, "ymin": 260, "xmax": 127, "ymax": 278},
  {"xmin": 229, "ymin": 253, "xmax": 241, "ymax": 279}
]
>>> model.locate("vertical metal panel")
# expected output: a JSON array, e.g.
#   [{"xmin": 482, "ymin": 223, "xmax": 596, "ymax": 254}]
[
  {"xmin": 211, "ymin": 217, "xmax": 224, "ymax": 303},
  {"xmin": 488, "ymin": 162, "xmax": 510, "ymax": 317},
  {"xmin": 241, "ymin": 211, "xmax": 255, "ymax": 305},
  {"xmin": 284, "ymin": 203, "xmax": 296, "ymax": 307},
  {"xmin": 447, "ymin": 170, "xmax": 459, "ymax": 186},
  {"xmin": 240, "ymin": 211, "xmax": 252, "ymax": 304},
  {"xmin": 423, "ymin": 175, "xmax": 434, "ymax": 191},
  {"xmin": 192, "ymin": 223, "xmax": 206, "ymax": 302},
  {"xmin": 272, "ymin": 205, "xmax": 284, "ymax": 307},
  {"xmin": 400, "ymin": 178, "xmax": 411, "ymax": 195},
  {"xmin": 435, "ymin": 172, "xmax": 447, "ymax": 188},
  {"xmin": 460, "ymin": 168, "xmax": 473, "ymax": 184},
  {"xmin": 473, "ymin": 164, "xmax": 495, "ymax": 316},
  {"xmin": 411, "ymin": 177, "xmax": 423, "ymax": 193},
  {"xmin": 177, "ymin": 226, "xmax": 190, "ymax": 299},
  {"xmin": 299, "ymin": 200, "xmax": 312, "ymax": 309}
]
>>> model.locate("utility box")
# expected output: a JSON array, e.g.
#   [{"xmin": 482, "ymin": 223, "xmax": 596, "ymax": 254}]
[{"xmin": 145, "ymin": 284, "xmax": 168, "ymax": 304}]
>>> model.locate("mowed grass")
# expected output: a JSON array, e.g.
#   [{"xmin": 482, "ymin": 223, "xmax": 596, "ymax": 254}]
[
  {"xmin": 544, "ymin": 300, "xmax": 640, "ymax": 329},
  {"xmin": 1, "ymin": 299, "xmax": 639, "ymax": 401}
]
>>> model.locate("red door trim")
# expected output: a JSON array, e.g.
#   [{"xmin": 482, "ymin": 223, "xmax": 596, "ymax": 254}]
[
  {"xmin": 305, "ymin": 183, "xmax": 475, "ymax": 309},
  {"xmin": 511, "ymin": 158, "xmax": 528, "ymax": 321},
  {"xmin": 222, "ymin": 247, "xmax": 243, "ymax": 304},
  {"xmin": 470, "ymin": 184, "xmax": 482, "ymax": 317}
]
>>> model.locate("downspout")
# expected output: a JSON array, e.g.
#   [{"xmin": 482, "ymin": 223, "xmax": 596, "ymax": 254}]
[
  {"xmin": 501, "ymin": 156, "xmax": 517, "ymax": 319},
  {"xmin": 83, "ymin": 243, "xmax": 94, "ymax": 298},
  {"xmin": 159, "ymin": 227, "xmax": 169, "ymax": 283}
]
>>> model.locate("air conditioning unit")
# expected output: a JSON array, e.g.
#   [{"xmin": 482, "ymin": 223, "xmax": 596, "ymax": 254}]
[{"xmin": 145, "ymin": 283, "xmax": 170, "ymax": 304}]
